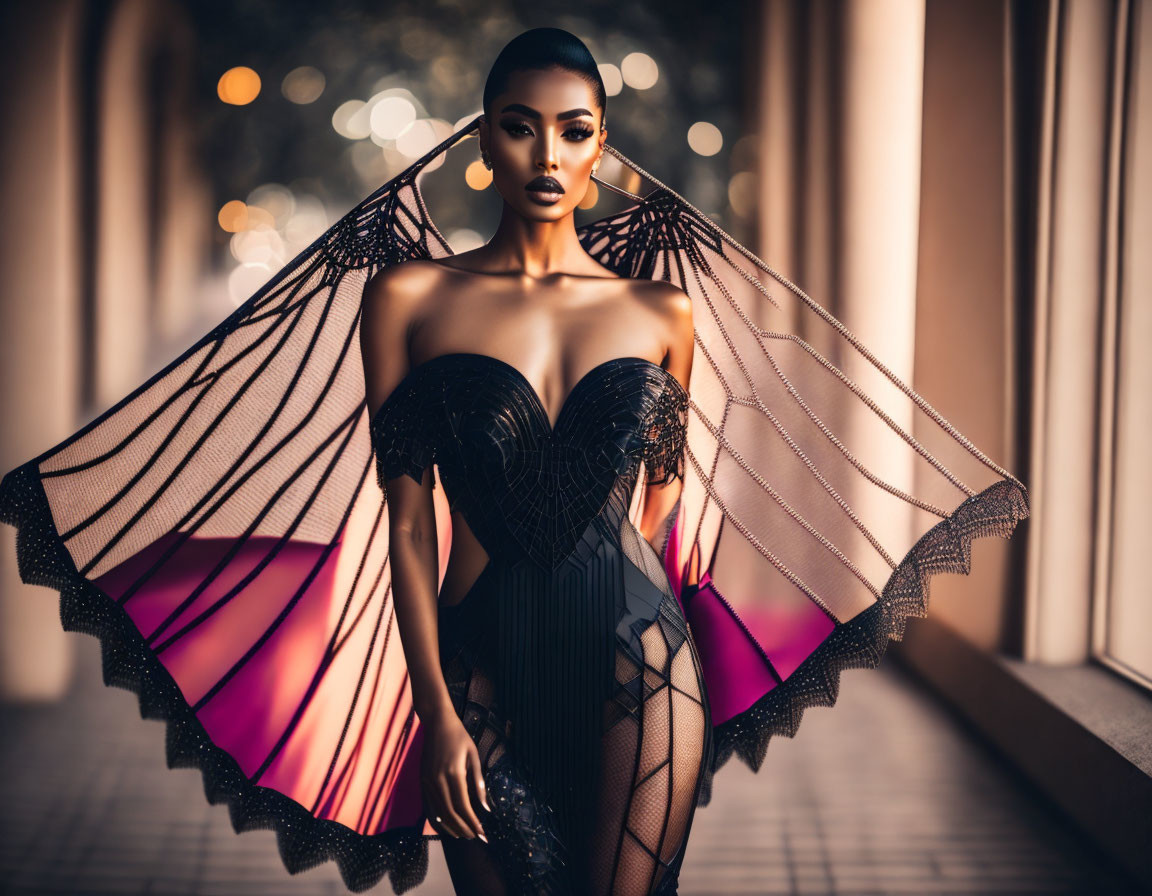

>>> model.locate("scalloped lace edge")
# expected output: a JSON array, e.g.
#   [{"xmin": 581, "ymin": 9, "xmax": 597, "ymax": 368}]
[
  {"xmin": 694, "ymin": 477, "xmax": 1029, "ymax": 808},
  {"xmin": 0, "ymin": 464, "xmax": 431, "ymax": 894}
]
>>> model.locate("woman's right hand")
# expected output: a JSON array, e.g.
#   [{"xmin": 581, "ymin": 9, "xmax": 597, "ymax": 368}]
[{"xmin": 421, "ymin": 709, "xmax": 492, "ymax": 842}]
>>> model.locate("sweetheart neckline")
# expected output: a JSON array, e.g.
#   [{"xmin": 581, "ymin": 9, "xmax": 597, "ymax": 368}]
[{"xmin": 370, "ymin": 351, "xmax": 686, "ymax": 433}]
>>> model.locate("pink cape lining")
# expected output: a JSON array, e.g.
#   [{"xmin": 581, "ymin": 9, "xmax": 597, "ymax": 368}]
[
  {"xmin": 90, "ymin": 513, "xmax": 832, "ymax": 836},
  {"xmin": 662, "ymin": 515, "xmax": 834, "ymax": 725},
  {"xmin": 94, "ymin": 532, "xmax": 428, "ymax": 834}
]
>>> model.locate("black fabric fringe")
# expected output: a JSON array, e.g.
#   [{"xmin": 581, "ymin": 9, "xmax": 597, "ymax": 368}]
[{"xmin": 494, "ymin": 548, "xmax": 619, "ymax": 887}]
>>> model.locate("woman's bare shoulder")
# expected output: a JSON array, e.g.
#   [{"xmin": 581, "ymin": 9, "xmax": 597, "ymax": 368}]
[
  {"xmin": 364, "ymin": 259, "xmax": 447, "ymax": 301},
  {"xmin": 618, "ymin": 275, "xmax": 688, "ymax": 297},
  {"xmin": 623, "ymin": 277, "xmax": 691, "ymax": 323},
  {"xmin": 362, "ymin": 259, "xmax": 450, "ymax": 327},
  {"xmin": 620, "ymin": 279, "xmax": 692, "ymax": 372}
]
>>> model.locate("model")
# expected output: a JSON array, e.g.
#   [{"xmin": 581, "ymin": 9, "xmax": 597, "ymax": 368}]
[{"xmin": 0, "ymin": 26, "xmax": 1029, "ymax": 896}]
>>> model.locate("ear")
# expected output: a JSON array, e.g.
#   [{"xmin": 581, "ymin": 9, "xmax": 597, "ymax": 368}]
[{"xmin": 478, "ymin": 114, "xmax": 488, "ymax": 154}]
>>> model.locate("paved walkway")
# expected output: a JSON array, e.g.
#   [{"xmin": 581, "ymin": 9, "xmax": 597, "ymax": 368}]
[{"xmin": 0, "ymin": 633, "xmax": 1141, "ymax": 895}]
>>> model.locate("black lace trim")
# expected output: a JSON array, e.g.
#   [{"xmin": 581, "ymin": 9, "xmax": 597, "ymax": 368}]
[
  {"xmin": 0, "ymin": 463, "xmax": 432, "ymax": 894},
  {"xmin": 369, "ymin": 378, "xmax": 440, "ymax": 492},
  {"xmin": 642, "ymin": 377, "xmax": 689, "ymax": 486},
  {"xmin": 692, "ymin": 476, "xmax": 1030, "ymax": 807}
]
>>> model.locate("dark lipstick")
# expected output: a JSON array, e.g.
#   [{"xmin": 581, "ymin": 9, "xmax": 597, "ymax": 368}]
[{"xmin": 525, "ymin": 175, "xmax": 564, "ymax": 205}]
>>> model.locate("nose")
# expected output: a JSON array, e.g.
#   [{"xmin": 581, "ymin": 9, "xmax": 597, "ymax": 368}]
[{"xmin": 535, "ymin": 128, "xmax": 559, "ymax": 171}]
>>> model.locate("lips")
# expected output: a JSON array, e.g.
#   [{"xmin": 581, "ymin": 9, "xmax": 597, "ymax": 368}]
[{"xmin": 526, "ymin": 175, "xmax": 564, "ymax": 195}]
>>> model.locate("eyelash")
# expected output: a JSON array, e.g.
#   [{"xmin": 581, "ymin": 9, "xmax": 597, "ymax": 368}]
[{"xmin": 501, "ymin": 122, "xmax": 595, "ymax": 141}]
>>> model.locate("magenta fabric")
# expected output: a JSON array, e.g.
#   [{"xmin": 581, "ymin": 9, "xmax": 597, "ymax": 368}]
[
  {"xmin": 663, "ymin": 517, "xmax": 835, "ymax": 725},
  {"xmin": 93, "ymin": 531, "xmax": 427, "ymax": 832}
]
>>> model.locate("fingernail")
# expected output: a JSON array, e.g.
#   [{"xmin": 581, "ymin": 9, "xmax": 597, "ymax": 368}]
[{"xmin": 478, "ymin": 832, "xmax": 489, "ymax": 843}]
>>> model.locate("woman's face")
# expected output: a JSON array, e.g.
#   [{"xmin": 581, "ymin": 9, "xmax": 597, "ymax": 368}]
[{"xmin": 479, "ymin": 67, "xmax": 606, "ymax": 222}]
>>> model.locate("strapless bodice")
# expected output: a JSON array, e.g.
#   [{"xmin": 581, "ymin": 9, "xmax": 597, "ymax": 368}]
[{"xmin": 369, "ymin": 352, "xmax": 688, "ymax": 570}]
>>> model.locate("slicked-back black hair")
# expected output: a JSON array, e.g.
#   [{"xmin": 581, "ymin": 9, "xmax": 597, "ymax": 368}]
[{"xmin": 483, "ymin": 27, "xmax": 607, "ymax": 128}]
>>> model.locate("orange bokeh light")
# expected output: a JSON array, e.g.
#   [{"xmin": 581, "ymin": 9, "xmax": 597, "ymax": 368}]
[
  {"xmin": 218, "ymin": 67, "xmax": 261, "ymax": 105},
  {"xmin": 578, "ymin": 181, "xmax": 599, "ymax": 209},
  {"xmin": 464, "ymin": 160, "xmax": 493, "ymax": 191},
  {"xmin": 217, "ymin": 200, "xmax": 248, "ymax": 232}
]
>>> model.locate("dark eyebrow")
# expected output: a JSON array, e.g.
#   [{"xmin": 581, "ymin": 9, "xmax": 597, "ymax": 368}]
[{"xmin": 499, "ymin": 103, "xmax": 594, "ymax": 121}]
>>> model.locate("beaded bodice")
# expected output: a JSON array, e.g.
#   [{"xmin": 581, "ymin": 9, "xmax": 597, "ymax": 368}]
[{"xmin": 369, "ymin": 352, "xmax": 689, "ymax": 570}]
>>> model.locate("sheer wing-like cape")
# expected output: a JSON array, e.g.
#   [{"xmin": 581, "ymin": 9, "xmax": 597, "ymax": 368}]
[{"xmin": 0, "ymin": 115, "xmax": 1028, "ymax": 893}]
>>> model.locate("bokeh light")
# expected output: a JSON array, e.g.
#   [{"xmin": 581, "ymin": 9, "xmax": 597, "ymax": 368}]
[
  {"xmin": 396, "ymin": 118, "xmax": 453, "ymax": 159},
  {"xmin": 579, "ymin": 181, "xmax": 600, "ymax": 209},
  {"xmin": 219, "ymin": 179, "xmax": 332, "ymax": 284},
  {"xmin": 465, "ymin": 160, "xmax": 493, "ymax": 190},
  {"xmin": 730, "ymin": 133, "xmax": 759, "ymax": 171},
  {"xmin": 283, "ymin": 194, "xmax": 330, "ymax": 251},
  {"xmin": 333, "ymin": 100, "xmax": 370, "ymax": 139},
  {"xmin": 687, "ymin": 121, "xmax": 723, "ymax": 156},
  {"xmin": 598, "ymin": 63, "xmax": 623, "ymax": 97},
  {"xmin": 195, "ymin": 12, "xmax": 748, "ymax": 286},
  {"xmin": 370, "ymin": 96, "xmax": 417, "ymax": 140},
  {"xmin": 229, "ymin": 227, "xmax": 284, "ymax": 266},
  {"xmin": 217, "ymin": 66, "xmax": 261, "ymax": 105},
  {"xmin": 620, "ymin": 53, "xmax": 659, "ymax": 90},
  {"xmin": 430, "ymin": 54, "xmax": 467, "ymax": 90},
  {"xmin": 247, "ymin": 183, "xmax": 295, "ymax": 228},
  {"xmin": 243, "ymin": 205, "xmax": 275, "ymax": 230},
  {"xmin": 281, "ymin": 66, "xmax": 325, "ymax": 104},
  {"xmin": 217, "ymin": 200, "xmax": 248, "ymax": 232},
  {"xmin": 727, "ymin": 171, "xmax": 757, "ymax": 218},
  {"xmin": 348, "ymin": 141, "xmax": 389, "ymax": 184}
]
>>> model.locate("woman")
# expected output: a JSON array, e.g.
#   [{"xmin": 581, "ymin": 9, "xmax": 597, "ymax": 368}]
[
  {"xmin": 362, "ymin": 28, "xmax": 707, "ymax": 894},
  {"xmin": 0, "ymin": 25, "xmax": 1028, "ymax": 896}
]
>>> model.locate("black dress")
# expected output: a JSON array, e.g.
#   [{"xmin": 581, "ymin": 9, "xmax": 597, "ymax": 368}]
[
  {"xmin": 369, "ymin": 351, "xmax": 711, "ymax": 894},
  {"xmin": 0, "ymin": 114, "xmax": 1030, "ymax": 896}
]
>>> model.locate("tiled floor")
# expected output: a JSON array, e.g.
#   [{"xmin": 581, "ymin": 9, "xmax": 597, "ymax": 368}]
[{"xmin": 0, "ymin": 634, "xmax": 1142, "ymax": 895}]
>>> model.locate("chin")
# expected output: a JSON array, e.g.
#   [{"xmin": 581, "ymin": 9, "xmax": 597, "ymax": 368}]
[{"xmin": 511, "ymin": 198, "xmax": 576, "ymax": 220}]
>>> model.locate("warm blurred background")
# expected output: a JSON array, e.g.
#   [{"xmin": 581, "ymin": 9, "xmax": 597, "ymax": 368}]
[{"xmin": 0, "ymin": 0, "xmax": 1149, "ymax": 893}]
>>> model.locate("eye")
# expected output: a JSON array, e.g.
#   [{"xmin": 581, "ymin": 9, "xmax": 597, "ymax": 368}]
[{"xmin": 498, "ymin": 121, "xmax": 595, "ymax": 141}]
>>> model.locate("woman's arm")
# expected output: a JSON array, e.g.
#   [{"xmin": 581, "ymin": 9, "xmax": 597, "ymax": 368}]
[
  {"xmin": 360, "ymin": 263, "xmax": 490, "ymax": 842},
  {"xmin": 361, "ymin": 264, "xmax": 453, "ymax": 725},
  {"xmin": 638, "ymin": 284, "xmax": 694, "ymax": 552}
]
